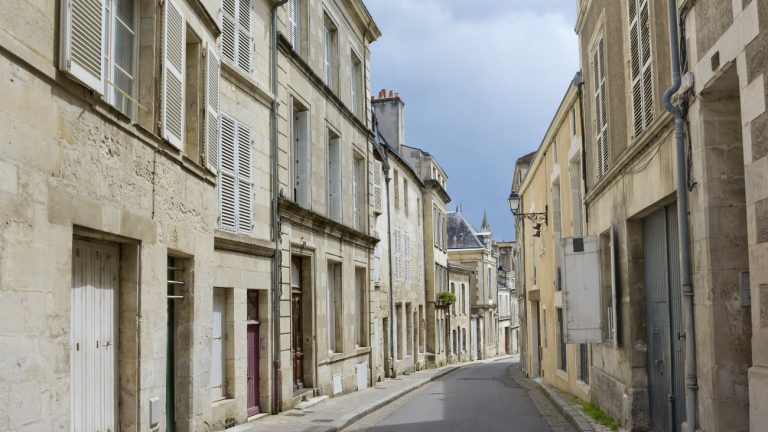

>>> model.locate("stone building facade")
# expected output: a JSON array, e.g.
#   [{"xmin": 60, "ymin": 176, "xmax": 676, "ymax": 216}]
[
  {"xmin": 497, "ymin": 241, "xmax": 519, "ymax": 355},
  {"xmin": 448, "ymin": 262, "xmax": 475, "ymax": 363}
]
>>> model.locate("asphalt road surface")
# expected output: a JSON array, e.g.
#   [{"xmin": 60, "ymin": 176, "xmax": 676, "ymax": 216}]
[{"xmin": 344, "ymin": 358, "xmax": 575, "ymax": 432}]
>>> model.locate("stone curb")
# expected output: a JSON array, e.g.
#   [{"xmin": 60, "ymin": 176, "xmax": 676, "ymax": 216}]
[
  {"xmin": 534, "ymin": 380, "xmax": 595, "ymax": 432},
  {"xmin": 306, "ymin": 364, "xmax": 462, "ymax": 432}
]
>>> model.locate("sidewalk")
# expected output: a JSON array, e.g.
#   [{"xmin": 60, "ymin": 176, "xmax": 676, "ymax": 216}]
[
  {"xmin": 228, "ymin": 362, "xmax": 464, "ymax": 432},
  {"xmin": 534, "ymin": 379, "xmax": 626, "ymax": 432}
]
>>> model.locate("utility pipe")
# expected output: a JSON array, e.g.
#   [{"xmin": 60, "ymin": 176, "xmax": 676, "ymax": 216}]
[
  {"xmin": 662, "ymin": 1, "xmax": 698, "ymax": 431},
  {"xmin": 270, "ymin": 0, "xmax": 288, "ymax": 415}
]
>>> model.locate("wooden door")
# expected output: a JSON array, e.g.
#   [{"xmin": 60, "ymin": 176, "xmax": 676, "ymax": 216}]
[
  {"xmin": 292, "ymin": 291, "xmax": 304, "ymax": 389},
  {"xmin": 71, "ymin": 239, "xmax": 118, "ymax": 432}
]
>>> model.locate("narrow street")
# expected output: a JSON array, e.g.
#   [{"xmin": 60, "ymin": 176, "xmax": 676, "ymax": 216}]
[{"xmin": 344, "ymin": 359, "xmax": 575, "ymax": 432}]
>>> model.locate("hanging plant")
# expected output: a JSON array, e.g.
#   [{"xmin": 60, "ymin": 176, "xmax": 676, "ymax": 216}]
[{"xmin": 435, "ymin": 291, "xmax": 456, "ymax": 309}]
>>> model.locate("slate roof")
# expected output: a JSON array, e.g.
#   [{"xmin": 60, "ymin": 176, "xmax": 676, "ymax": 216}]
[{"xmin": 447, "ymin": 211, "xmax": 485, "ymax": 249}]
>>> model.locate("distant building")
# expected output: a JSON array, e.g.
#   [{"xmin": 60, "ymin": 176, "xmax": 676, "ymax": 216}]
[{"xmin": 497, "ymin": 241, "xmax": 519, "ymax": 355}]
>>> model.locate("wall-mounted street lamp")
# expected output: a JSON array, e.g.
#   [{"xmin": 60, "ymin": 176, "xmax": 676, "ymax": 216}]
[{"xmin": 507, "ymin": 190, "xmax": 548, "ymax": 226}]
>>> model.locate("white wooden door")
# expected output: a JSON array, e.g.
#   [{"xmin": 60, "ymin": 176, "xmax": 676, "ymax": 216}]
[{"xmin": 71, "ymin": 239, "xmax": 119, "ymax": 432}]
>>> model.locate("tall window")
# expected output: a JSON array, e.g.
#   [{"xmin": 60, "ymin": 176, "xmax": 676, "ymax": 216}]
[
  {"xmin": 327, "ymin": 130, "xmax": 342, "ymax": 222},
  {"xmin": 105, "ymin": 0, "xmax": 137, "ymax": 116},
  {"xmin": 591, "ymin": 36, "xmax": 608, "ymax": 178},
  {"xmin": 403, "ymin": 179, "xmax": 409, "ymax": 215},
  {"xmin": 569, "ymin": 156, "xmax": 584, "ymax": 236},
  {"xmin": 628, "ymin": 0, "xmax": 653, "ymax": 137},
  {"xmin": 393, "ymin": 170, "xmax": 400, "ymax": 209},
  {"xmin": 557, "ymin": 308, "xmax": 567, "ymax": 371},
  {"xmin": 222, "ymin": 0, "xmax": 252, "ymax": 73},
  {"xmin": 219, "ymin": 114, "xmax": 253, "ymax": 234},
  {"xmin": 293, "ymin": 103, "xmax": 310, "ymax": 208},
  {"xmin": 355, "ymin": 268, "xmax": 367, "ymax": 347},
  {"xmin": 211, "ymin": 289, "xmax": 228, "ymax": 401},
  {"xmin": 327, "ymin": 262, "xmax": 342, "ymax": 353},
  {"xmin": 350, "ymin": 54, "xmax": 362, "ymax": 117},
  {"xmin": 353, "ymin": 154, "xmax": 364, "ymax": 230},
  {"xmin": 322, "ymin": 15, "xmax": 337, "ymax": 90}
]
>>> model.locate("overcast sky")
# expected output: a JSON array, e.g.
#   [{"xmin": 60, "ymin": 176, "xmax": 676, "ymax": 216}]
[{"xmin": 367, "ymin": 0, "xmax": 579, "ymax": 241}]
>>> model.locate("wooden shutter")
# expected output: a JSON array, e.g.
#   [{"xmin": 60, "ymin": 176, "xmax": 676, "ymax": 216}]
[
  {"xmin": 237, "ymin": 0, "xmax": 252, "ymax": 72},
  {"xmin": 372, "ymin": 161, "xmax": 383, "ymax": 214},
  {"xmin": 205, "ymin": 46, "xmax": 221, "ymax": 173},
  {"xmin": 236, "ymin": 121, "xmax": 253, "ymax": 234},
  {"xmin": 328, "ymin": 137, "xmax": 342, "ymax": 222},
  {"xmin": 222, "ymin": 0, "xmax": 237, "ymax": 63},
  {"xmin": 629, "ymin": 0, "xmax": 653, "ymax": 137},
  {"xmin": 562, "ymin": 236, "xmax": 603, "ymax": 343},
  {"xmin": 60, "ymin": 0, "xmax": 106, "ymax": 93},
  {"xmin": 295, "ymin": 110, "xmax": 311, "ymax": 208},
  {"xmin": 162, "ymin": 0, "xmax": 185, "ymax": 149},
  {"xmin": 219, "ymin": 114, "xmax": 237, "ymax": 232},
  {"xmin": 211, "ymin": 292, "xmax": 226, "ymax": 400}
]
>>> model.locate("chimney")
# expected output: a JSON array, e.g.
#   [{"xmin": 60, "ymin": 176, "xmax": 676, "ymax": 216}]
[{"xmin": 371, "ymin": 88, "xmax": 406, "ymax": 153}]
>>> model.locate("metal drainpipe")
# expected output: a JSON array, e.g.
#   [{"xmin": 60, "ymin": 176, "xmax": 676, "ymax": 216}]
[
  {"xmin": 270, "ymin": 0, "xmax": 288, "ymax": 415},
  {"xmin": 384, "ymin": 162, "xmax": 396, "ymax": 378},
  {"xmin": 662, "ymin": 1, "xmax": 698, "ymax": 430}
]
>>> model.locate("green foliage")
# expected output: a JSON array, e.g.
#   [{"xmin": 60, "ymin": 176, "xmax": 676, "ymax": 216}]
[
  {"xmin": 436, "ymin": 291, "xmax": 456, "ymax": 308},
  {"xmin": 578, "ymin": 400, "xmax": 620, "ymax": 432}
]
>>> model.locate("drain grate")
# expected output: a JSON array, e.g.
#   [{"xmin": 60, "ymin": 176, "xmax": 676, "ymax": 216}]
[{"xmin": 311, "ymin": 419, "xmax": 334, "ymax": 423}]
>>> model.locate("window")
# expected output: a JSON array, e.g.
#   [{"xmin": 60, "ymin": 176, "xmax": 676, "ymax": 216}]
[
  {"xmin": 579, "ymin": 344, "xmax": 589, "ymax": 384},
  {"xmin": 433, "ymin": 205, "xmax": 438, "ymax": 247},
  {"xmin": 222, "ymin": 0, "xmax": 252, "ymax": 73},
  {"xmin": 184, "ymin": 27, "xmax": 202, "ymax": 158},
  {"xmin": 355, "ymin": 268, "xmax": 367, "ymax": 347},
  {"xmin": 395, "ymin": 303, "xmax": 403, "ymax": 359},
  {"xmin": 350, "ymin": 54, "xmax": 362, "ymax": 117},
  {"xmin": 105, "ymin": 0, "xmax": 137, "ymax": 117},
  {"xmin": 406, "ymin": 303, "xmax": 413, "ymax": 356},
  {"xmin": 600, "ymin": 229, "xmax": 619, "ymax": 344},
  {"xmin": 393, "ymin": 170, "xmax": 400, "ymax": 209},
  {"xmin": 557, "ymin": 308, "xmax": 567, "ymax": 372},
  {"xmin": 462, "ymin": 283, "xmax": 467, "ymax": 314},
  {"xmin": 211, "ymin": 289, "xmax": 228, "ymax": 401},
  {"xmin": 322, "ymin": 15, "xmax": 337, "ymax": 90},
  {"xmin": 293, "ymin": 102, "xmax": 310, "ymax": 208},
  {"xmin": 569, "ymin": 156, "xmax": 584, "ymax": 236},
  {"xmin": 219, "ymin": 114, "xmax": 253, "ymax": 234},
  {"xmin": 327, "ymin": 262, "xmax": 342, "ymax": 353},
  {"xmin": 552, "ymin": 141, "xmax": 558, "ymax": 165},
  {"xmin": 403, "ymin": 179, "xmax": 409, "ymax": 215},
  {"xmin": 353, "ymin": 154, "xmax": 365, "ymax": 230},
  {"xmin": 570, "ymin": 107, "xmax": 577, "ymax": 137},
  {"xmin": 628, "ymin": 0, "xmax": 653, "ymax": 137},
  {"xmin": 591, "ymin": 36, "xmax": 608, "ymax": 178},
  {"xmin": 327, "ymin": 130, "xmax": 342, "ymax": 222}
]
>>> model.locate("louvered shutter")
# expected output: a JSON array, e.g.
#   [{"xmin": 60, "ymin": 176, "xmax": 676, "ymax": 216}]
[
  {"xmin": 353, "ymin": 159, "xmax": 360, "ymax": 229},
  {"xmin": 60, "ymin": 0, "xmax": 106, "ymax": 93},
  {"xmin": 222, "ymin": 0, "xmax": 237, "ymax": 63},
  {"xmin": 295, "ymin": 110, "xmax": 311, "ymax": 208},
  {"xmin": 328, "ymin": 138, "xmax": 342, "ymax": 222},
  {"xmin": 219, "ymin": 114, "xmax": 237, "ymax": 232},
  {"xmin": 405, "ymin": 234, "xmax": 411, "ymax": 284},
  {"xmin": 372, "ymin": 161, "xmax": 383, "ymax": 214},
  {"xmin": 393, "ymin": 230, "xmax": 400, "ymax": 282},
  {"xmin": 236, "ymin": 122, "xmax": 253, "ymax": 234},
  {"xmin": 629, "ymin": 0, "xmax": 653, "ymax": 137},
  {"xmin": 593, "ymin": 37, "xmax": 608, "ymax": 178},
  {"xmin": 205, "ymin": 46, "xmax": 221, "ymax": 173},
  {"xmin": 237, "ymin": 0, "xmax": 252, "ymax": 72},
  {"xmin": 323, "ymin": 26, "xmax": 331, "ymax": 85},
  {"xmin": 162, "ymin": 0, "xmax": 185, "ymax": 149},
  {"xmin": 288, "ymin": 0, "xmax": 300, "ymax": 52}
]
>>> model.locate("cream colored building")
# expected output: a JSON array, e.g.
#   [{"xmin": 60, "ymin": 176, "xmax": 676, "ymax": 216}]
[
  {"xmin": 448, "ymin": 262, "xmax": 474, "ymax": 363},
  {"xmin": 514, "ymin": 81, "xmax": 590, "ymax": 403}
]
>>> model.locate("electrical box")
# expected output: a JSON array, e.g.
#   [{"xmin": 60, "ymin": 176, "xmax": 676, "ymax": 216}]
[{"xmin": 149, "ymin": 397, "xmax": 160, "ymax": 428}]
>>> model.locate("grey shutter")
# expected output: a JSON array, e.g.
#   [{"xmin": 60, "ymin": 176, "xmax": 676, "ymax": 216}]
[
  {"xmin": 162, "ymin": 0, "xmax": 185, "ymax": 149},
  {"xmin": 236, "ymin": 121, "xmax": 253, "ymax": 234},
  {"xmin": 328, "ymin": 138, "xmax": 342, "ymax": 222},
  {"xmin": 60, "ymin": 0, "xmax": 106, "ymax": 93},
  {"xmin": 323, "ymin": 25, "xmax": 331, "ymax": 85},
  {"xmin": 629, "ymin": 0, "xmax": 653, "ymax": 137},
  {"xmin": 288, "ymin": 0, "xmax": 300, "ymax": 52},
  {"xmin": 295, "ymin": 110, "xmax": 311, "ymax": 208},
  {"xmin": 205, "ymin": 46, "xmax": 221, "ymax": 173},
  {"xmin": 639, "ymin": 0, "xmax": 653, "ymax": 130},
  {"xmin": 219, "ymin": 114, "xmax": 237, "ymax": 232},
  {"xmin": 237, "ymin": 0, "xmax": 252, "ymax": 72},
  {"xmin": 353, "ymin": 158, "xmax": 360, "ymax": 229}
]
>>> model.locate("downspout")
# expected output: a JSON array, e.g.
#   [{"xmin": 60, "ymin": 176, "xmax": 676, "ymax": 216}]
[
  {"xmin": 662, "ymin": 1, "xmax": 698, "ymax": 431},
  {"xmin": 573, "ymin": 72, "xmax": 589, "ymax": 224},
  {"xmin": 270, "ymin": 0, "xmax": 288, "ymax": 415},
  {"xmin": 384, "ymin": 158, "xmax": 396, "ymax": 378}
]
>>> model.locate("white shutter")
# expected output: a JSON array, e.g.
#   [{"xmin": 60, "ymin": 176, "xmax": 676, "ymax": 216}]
[
  {"xmin": 295, "ymin": 110, "xmax": 311, "ymax": 208},
  {"xmin": 236, "ymin": 122, "xmax": 253, "ymax": 234},
  {"xmin": 205, "ymin": 46, "xmax": 221, "ymax": 173},
  {"xmin": 561, "ymin": 236, "xmax": 603, "ymax": 343},
  {"xmin": 211, "ymin": 292, "xmax": 226, "ymax": 400},
  {"xmin": 162, "ymin": 0, "xmax": 185, "ymax": 149},
  {"xmin": 393, "ymin": 230, "xmax": 400, "ymax": 282},
  {"xmin": 593, "ymin": 37, "xmax": 608, "ymax": 178},
  {"xmin": 328, "ymin": 138, "xmax": 342, "ymax": 222},
  {"xmin": 222, "ymin": 0, "xmax": 237, "ymax": 63},
  {"xmin": 288, "ymin": 0, "xmax": 300, "ymax": 52},
  {"xmin": 417, "ymin": 242, "xmax": 424, "ymax": 287},
  {"xmin": 628, "ymin": 0, "xmax": 653, "ymax": 137},
  {"xmin": 372, "ymin": 161, "xmax": 383, "ymax": 214},
  {"xmin": 237, "ymin": 0, "xmax": 252, "ymax": 72},
  {"xmin": 60, "ymin": 0, "xmax": 106, "ymax": 93},
  {"xmin": 219, "ymin": 114, "xmax": 237, "ymax": 232}
]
